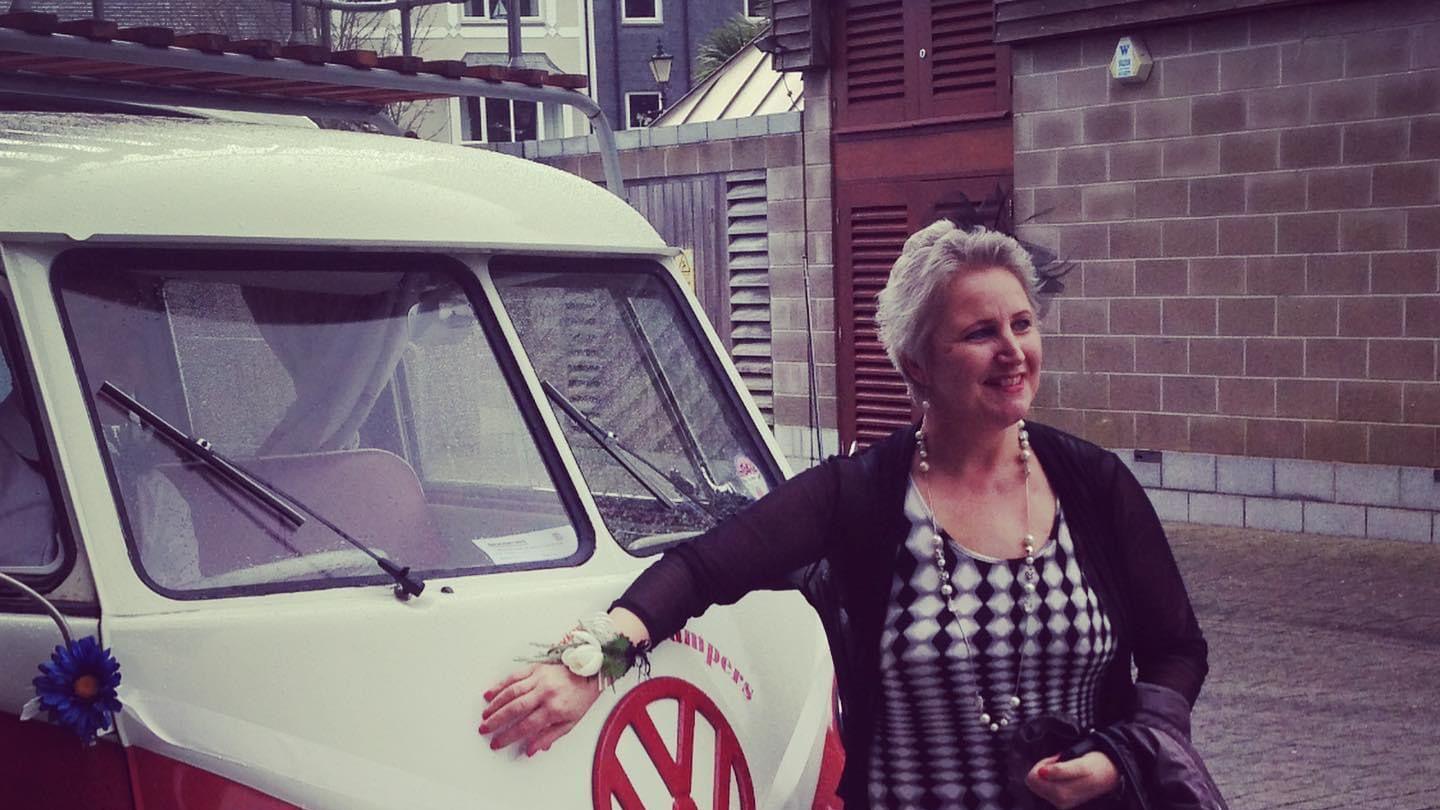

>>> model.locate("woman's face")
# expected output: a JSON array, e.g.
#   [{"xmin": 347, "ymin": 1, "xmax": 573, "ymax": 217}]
[{"xmin": 907, "ymin": 266, "xmax": 1042, "ymax": 431}]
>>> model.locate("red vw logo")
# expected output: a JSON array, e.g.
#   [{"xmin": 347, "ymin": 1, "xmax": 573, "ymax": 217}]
[{"xmin": 592, "ymin": 677, "xmax": 756, "ymax": 810}]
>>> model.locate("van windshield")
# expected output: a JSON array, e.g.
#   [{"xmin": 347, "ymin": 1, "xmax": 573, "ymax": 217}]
[
  {"xmin": 491, "ymin": 257, "xmax": 779, "ymax": 554},
  {"xmin": 56, "ymin": 250, "xmax": 586, "ymax": 597}
]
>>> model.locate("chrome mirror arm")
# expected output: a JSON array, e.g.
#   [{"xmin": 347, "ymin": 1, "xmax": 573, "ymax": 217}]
[{"xmin": 0, "ymin": 570, "xmax": 73, "ymax": 645}]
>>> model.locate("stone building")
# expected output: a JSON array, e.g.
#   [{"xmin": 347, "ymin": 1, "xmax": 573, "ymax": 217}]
[
  {"xmin": 1001, "ymin": 0, "xmax": 1440, "ymax": 540},
  {"xmin": 534, "ymin": 0, "xmax": 1440, "ymax": 541}
]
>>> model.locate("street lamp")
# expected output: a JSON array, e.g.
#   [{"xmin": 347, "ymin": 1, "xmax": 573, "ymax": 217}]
[{"xmin": 647, "ymin": 39, "xmax": 673, "ymax": 108}]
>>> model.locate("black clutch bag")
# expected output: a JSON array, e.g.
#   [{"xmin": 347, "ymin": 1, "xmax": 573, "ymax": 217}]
[{"xmin": 1007, "ymin": 714, "xmax": 1111, "ymax": 810}]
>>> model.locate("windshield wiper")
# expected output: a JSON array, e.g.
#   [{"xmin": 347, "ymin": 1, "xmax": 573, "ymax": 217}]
[
  {"xmin": 540, "ymin": 380, "xmax": 722, "ymax": 523},
  {"xmin": 99, "ymin": 382, "xmax": 425, "ymax": 599},
  {"xmin": 617, "ymin": 295, "xmax": 723, "ymax": 495}
]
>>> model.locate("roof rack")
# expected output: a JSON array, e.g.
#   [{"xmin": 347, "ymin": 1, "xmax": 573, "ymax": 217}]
[{"xmin": 0, "ymin": 5, "xmax": 625, "ymax": 195}]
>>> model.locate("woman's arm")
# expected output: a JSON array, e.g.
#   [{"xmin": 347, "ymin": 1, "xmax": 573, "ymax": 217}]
[
  {"xmin": 481, "ymin": 459, "xmax": 847, "ymax": 754},
  {"xmin": 1107, "ymin": 454, "xmax": 1209, "ymax": 704},
  {"xmin": 611, "ymin": 456, "xmax": 846, "ymax": 641}
]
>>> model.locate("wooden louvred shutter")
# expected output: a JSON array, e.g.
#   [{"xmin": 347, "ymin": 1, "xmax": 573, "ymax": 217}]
[
  {"xmin": 725, "ymin": 169, "xmax": 774, "ymax": 424},
  {"xmin": 835, "ymin": 0, "xmax": 1008, "ymax": 129},
  {"xmin": 834, "ymin": 0, "xmax": 908, "ymax": 128},
  {"xmin": 837, "ymin": 196, "xmax": 913, "ymax": 448},
  {"xmin": 924, "ymin": 0, "xmax": 1010, "ymax": 118},
  {"xmin": 836, "ymin": 175, "xmax": 1014, "ymax": 450}
]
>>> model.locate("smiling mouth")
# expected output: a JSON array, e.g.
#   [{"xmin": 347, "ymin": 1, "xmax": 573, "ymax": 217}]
[{"xmin": 987, "ymin": 374, "xmax": 1024, "ymax": 387}]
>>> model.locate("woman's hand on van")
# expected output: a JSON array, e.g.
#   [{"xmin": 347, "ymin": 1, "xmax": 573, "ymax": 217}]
[
  {"xmin": 480, "ymin": 608, "xmax": 651, "ymax": 756},
  {"xmin": 479, "ymin": 663, "xmax": 600, "ymax": 756}
]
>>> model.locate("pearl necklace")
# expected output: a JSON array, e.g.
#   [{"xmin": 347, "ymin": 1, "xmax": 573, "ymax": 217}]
[{"xmin": 915, "ymin": 416, "xmax": 1040, "ymax": 734}]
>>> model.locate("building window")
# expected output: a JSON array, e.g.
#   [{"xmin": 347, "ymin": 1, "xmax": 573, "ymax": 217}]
[
  {"xmin": 743, "ymin": 0, "xmax": 767, "ymax": 18},
  {"xmin": 461, "ymin": 97, "xmax": 540, "ymax": 142},
  {"xmin": 621, "ymin": 0, "xmax": 661, "ymax": 23},
  {"xmin": 625, "ymin": 92, "xmax": 661, "ymax": 128},
  {"xmin": 464, "ymin": 0, "xmax": 539, "ymax": 18}
]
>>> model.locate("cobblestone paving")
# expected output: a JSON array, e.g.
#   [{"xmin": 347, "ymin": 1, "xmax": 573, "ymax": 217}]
[{"xmin": 1169, "ymin": 524, "xmax": 1440, "ymax": 810}]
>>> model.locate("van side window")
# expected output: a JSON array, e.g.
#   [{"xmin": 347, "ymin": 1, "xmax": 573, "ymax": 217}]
[
  {"xmin": 0, "ymin": 300, "xmax": 65, "ymax": 580},
  {"xmin": 492, "ymin": 257, "xmax": 781, "ymax": 555}
]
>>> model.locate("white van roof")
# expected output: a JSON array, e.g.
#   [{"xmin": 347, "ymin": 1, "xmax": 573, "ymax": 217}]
[{"xmin": 0, "ymin": 112, "xmax": 664, "ymax": 252}]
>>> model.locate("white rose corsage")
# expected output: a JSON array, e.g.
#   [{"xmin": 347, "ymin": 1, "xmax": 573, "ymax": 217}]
[{"xmin": 525, "ymin": 614, "xmax": 651, "ymax": 689}]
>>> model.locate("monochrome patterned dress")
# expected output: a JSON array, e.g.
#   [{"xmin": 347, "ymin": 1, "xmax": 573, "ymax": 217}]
[{"xmin": 867, "ymin": 481, "xmax": 1118, "ymax": 810}]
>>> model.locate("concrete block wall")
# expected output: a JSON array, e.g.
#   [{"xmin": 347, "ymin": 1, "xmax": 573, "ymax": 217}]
[
  {"xmin": 770, "ymin": 73, "xmax": 841, "ymax": 468},
  {"xmin": 483, "ymin": 91, "xmax": 839, "ymax": 469},
  {"xmin": 1014, "ymin": 0, "xmax": 1440, "ymax": 539},
  {"xmin": 1119, "ymin": 447, "xmax": 1439, "ymax": 542}
]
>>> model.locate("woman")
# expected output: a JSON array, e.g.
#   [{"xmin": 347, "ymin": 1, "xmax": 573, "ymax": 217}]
[{"xmin": 480, "ymin": 221, "xmax": 1209, "ymax": 810}]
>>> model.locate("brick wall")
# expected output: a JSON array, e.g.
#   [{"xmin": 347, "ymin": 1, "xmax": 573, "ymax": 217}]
[
  {"xmin": 1013, "ymin": 0, "xmax": 1440, "ymax": 475},
  {"xmin": 492, "ymin": 80, "xmax": 840, "ymax": 468}
]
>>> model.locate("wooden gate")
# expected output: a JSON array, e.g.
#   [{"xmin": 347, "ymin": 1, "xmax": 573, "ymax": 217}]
[{"xmin": 625, "ymin": 175, "xmax": 731, "ymax": 343}]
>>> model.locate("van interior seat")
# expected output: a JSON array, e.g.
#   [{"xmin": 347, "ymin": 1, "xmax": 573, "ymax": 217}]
[{"xmin": 151, "ymin": 448, "xmax": 446, "ymax": 578}]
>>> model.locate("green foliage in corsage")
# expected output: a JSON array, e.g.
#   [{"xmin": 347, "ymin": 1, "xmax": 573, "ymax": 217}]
[{"xmin": 525, "ymin": 614, "xmax": 651, "ymax": 689}]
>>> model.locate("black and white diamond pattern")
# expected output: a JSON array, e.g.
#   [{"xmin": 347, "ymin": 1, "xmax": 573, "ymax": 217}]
[{"xmin": 868, "ymin": 482, "xmax": 1117, "ymax": 810}]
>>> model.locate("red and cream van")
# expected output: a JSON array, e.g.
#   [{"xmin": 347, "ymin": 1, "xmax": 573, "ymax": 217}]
[{"xmin": 0, "ymin": 34, "xmax": 841, "ymax": 810}]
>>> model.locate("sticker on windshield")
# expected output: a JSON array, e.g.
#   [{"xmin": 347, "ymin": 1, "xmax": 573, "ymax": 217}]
[
  {"xmin": 471, "ymin": 527, "xmax": 575, "ymax": 566},
  {"xmin": 733, "ymin": 455, "xmax": 768, "ymax": 499}
]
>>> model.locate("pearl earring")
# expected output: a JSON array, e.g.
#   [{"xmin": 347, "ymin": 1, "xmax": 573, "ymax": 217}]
[{"xmin": 916, "ymin": 400, "xmax": 931, "ymax": 472}]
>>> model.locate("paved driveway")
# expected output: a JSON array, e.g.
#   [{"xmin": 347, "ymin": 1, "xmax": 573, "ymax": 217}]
[{"xmin": 1171, "ymin": 524, "xmax": 1440, "ymax": 810}]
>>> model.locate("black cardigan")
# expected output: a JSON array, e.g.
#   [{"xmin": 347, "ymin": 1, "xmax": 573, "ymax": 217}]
[{"xmin": 615, "ymin": 422, "xmax": 1209, "ymax": 809}]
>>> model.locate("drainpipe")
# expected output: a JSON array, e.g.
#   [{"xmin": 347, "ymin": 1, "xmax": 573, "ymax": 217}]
[
  {"xmin": 611, "ymin": 0, "xmax": 623, "ymax": 127},
  {"xmin": 678, "ymin": 0, "xmax": 690, "ymax": 100},
  {"xmin": 400, "ymin": 1, "xmax": 413, "ymax": 56},
  {"xmin": 506, "ymin": 0, "xmax": 523, "ymax": 67},
  {"xmin": 290, "ymin": 0, "xmax": 306, "ymax": 44},
  {"xmin": 583, "ymin": 0, "xmax": 598, "ymax": 136}
]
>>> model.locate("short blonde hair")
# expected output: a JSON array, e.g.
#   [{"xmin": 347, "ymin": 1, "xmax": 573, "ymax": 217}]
[{"xmin": 875, "ymin": 220, "xmax": 1038, "ymax": 389}]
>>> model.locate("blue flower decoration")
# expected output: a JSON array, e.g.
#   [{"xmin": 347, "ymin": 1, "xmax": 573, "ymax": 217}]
[{"xmin": 32, "ymin": 636, "xmax": 122, "ymax": 744}]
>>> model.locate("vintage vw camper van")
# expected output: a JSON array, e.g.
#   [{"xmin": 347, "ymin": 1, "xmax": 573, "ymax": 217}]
[{"xmin": 0, "ymin": 19, "xmax": 842, "ymax": 809}]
